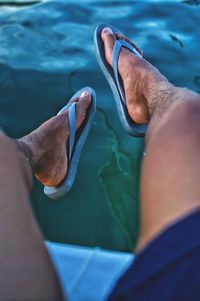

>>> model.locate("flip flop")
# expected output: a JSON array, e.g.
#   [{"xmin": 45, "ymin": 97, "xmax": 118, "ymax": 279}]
[
  {"xmin": 94, "ymin": 24, "xmax": 148, "ymax": 137},
  {"xmin": 44, "ymin": 87, "xmax": 96, "ymax": 200}
]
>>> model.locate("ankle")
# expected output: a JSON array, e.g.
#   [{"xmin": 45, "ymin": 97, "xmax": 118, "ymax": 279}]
[
  {"xmin": 148, "ymin": 83, "xmax": 200, "ymax": 120},
  {"xmin": 146, "ymin": 78, "xmax": 175, "ymax": 118},
  {"xmin": 16, "ymin": 139, "xmax": 33, "ymax": 188},
  {"xmin": 17, "ymin": 137, "xmax": 35, "ymax": 170},
  {"xmin": 17, "ymin": 132, "xmax": 46, "ymax": 175}
]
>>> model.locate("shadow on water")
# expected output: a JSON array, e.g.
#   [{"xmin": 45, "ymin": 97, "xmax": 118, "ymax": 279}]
[
  {"xmin": 0, "ymin": 0, "xmax": 199, "ymax": 251},
  {"xmin": 98, "ymin": 107, "xmax": 142, "ymax": 249}
]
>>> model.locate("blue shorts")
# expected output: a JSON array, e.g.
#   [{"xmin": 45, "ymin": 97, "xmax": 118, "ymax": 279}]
[{"xmin": 108, "ymin": 209, "xmax": 200, "ymax": 301}]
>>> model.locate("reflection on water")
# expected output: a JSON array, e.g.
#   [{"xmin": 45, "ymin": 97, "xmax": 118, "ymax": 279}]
[{"xmin": 0, "ymin": 0, "xmax": 199, "ymax": 251}]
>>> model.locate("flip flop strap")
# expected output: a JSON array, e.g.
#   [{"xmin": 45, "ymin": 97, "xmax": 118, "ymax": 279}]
[
  {"xmin": 68, "ymin": 102, "xmax": 77, "ymax": 161},
  {"xmin": 112, "ymin": 39, "xmax": 142, "ymax": 104}
]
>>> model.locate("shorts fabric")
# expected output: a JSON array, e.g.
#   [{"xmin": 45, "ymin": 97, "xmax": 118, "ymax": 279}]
[{"xmin": 108, "ymin": 209, "xmax": 200, "ymax": 301}]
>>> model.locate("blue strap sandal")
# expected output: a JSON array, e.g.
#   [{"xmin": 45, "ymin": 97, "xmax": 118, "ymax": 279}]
[
  {"xmin": 44, "ymin": 87, "xmax": 96, "ymax": 200},
  {"xmin": 94, "ymin": 24, "xmax": 148, "ymax": 137}
]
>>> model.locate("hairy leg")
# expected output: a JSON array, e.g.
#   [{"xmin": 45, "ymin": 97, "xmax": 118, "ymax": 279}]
[{"xmin": 101, "ymin": 27, "xmax": 200, "ymax": 253}]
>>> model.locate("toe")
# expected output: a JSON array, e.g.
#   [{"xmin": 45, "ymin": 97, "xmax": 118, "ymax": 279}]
[
  {"xmin": 68, "ymin": 96, "xmax": 79, "ymax": 105},
  {"xmin": 115, "ymin": 32, "xmax": 143, "ymax": 57},
  {"xmin": 76, "ymin": 91, "xmax": 91, "ymax": 130},
  {"xmin": 101, "ymin": 27, "xmax": 116, "ymax": 65},
  {"xmin": 59, "ymin": 91, "xmax": 91, "ymax": 130}
]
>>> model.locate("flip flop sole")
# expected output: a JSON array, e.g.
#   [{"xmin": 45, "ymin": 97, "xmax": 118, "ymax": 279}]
[
  {"xmin": 94, "ymin": 24, "xmax": 147, "ymax": 137},
  {"xmin": 44, "ymin": 87, "xmax": 96, "ymax": 199}
]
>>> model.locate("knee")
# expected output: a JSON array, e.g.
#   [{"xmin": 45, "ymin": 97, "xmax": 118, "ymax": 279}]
[
  {"xmin": 148, "ymin": 99, "xmax": 200, "ymax": 148},
  {"xmin": 161, "ymin": 100, "xmax": 200, "ymax": 137},
  {"xmin": 174, "ymin": 99, "xmax": 200, "ymax": 120},
  {"xmin": 171, "ymin": 100, "xmax": 200, "ymax": 136},
  {"xmin": 0, "ymin": 130, "xmax": 8, "ymax": 143},
  {"xmin": 0, "ymin": 131, "xmax": 15, "ymax": 152},
  {"xmin": 0, "ymin": 130, "xmax": 11, "ymax": 143}
]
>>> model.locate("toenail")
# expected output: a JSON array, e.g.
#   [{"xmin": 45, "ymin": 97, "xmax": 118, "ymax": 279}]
[
  {"xmin": 102, "ymin": 27, "xmax": 113, "ymax": 34},
  {"xmin": 80, "ymin": 91, "xmax": 89, "ymax": 98}
]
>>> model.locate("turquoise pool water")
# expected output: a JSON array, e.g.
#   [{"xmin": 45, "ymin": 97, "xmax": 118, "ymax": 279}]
[{"xmin": 0, "ymin": 0, "xmax": 200, "ymax": 252}]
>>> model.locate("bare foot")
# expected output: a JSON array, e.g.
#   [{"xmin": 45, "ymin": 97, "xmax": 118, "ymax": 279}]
[
  {"xmin": 101, "ymin": 27, "xmax": 174, "ymax": 124},
  {"xmin": 17, "ymin": 91, "xmax": 91, "ymax": 187}
]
